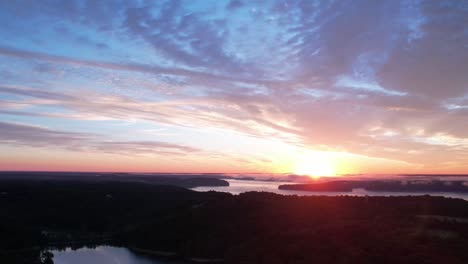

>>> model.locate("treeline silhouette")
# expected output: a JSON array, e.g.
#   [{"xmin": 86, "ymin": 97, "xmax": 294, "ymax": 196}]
[
  {"xmin": 0, "ymin": 171, "xmax": 229, "ymax": 188},
  {"xmin": 2, "ymin": 176, "xmax": 468, "ymax": 263},
  {"xmin": 279, "ymin": 179, "xmax": 468, "ymax": 193}
]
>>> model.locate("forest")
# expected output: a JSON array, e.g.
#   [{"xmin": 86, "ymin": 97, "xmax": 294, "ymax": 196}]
[{"xmin": 2, "ymin": 174, "xmax": 468, "ymax": 263}]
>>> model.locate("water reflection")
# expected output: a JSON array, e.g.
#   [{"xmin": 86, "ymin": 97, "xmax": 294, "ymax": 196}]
[{"xmin": 52, "ymin": 246, "xmax": 184, "ymax": 264}]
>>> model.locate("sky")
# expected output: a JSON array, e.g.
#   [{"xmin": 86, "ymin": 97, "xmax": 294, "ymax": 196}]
[{"xmin": 0, "ymin": 0, "xmax": 467, "ymax": 175}]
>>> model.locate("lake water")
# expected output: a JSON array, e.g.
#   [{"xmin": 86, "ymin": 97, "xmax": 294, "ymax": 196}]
[
  {"xmin": 192, "ymin": 179, "xmax": 468, "ymax": 200},
  {"xmin": 52, "ymin": 246, "xmax": 185, "ymax": 264}
]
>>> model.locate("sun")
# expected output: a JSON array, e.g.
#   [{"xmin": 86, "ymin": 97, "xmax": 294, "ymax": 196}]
[{"xmin": 294, "ymin": 155, "xmax": 337, "ymax": 178}]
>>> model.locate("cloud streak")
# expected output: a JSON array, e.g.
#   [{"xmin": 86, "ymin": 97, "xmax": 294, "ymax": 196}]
[{"xmin": 0, "ymin": 122, "xmax": 199, "ymax": 156}]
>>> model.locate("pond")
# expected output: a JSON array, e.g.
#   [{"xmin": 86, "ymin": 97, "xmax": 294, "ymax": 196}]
[{"xmin": 52, "ymin": 246, "xmax": 186, "ymax": 264}]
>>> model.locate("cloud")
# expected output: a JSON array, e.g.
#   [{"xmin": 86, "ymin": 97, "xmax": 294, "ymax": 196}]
[
  {"xmin": 123, "ymin": 2, "xmax": 244, "ymax": 73},
  {"xmin": 378, "ymin": 1, "xmax": 468, "ymax": 100},
  {"xmin": 0, "ymin": 121, "xmax": 199, "ymax": 156},
  {"xmin": 0, "ymin": 84, "xmax": 301, "ymax": 145},
  {"xmin": 0, "ymin": 85, "xmax": 76, "ymax": 101},
  {"xmin": 0, "ymin": 46, "xmax": 243, "ymax": 83}
]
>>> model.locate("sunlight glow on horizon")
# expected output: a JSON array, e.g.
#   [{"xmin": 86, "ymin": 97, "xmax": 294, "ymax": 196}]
[{"xmin": 293, "ymin": 153, "xmax": 337, "ymax": 178}]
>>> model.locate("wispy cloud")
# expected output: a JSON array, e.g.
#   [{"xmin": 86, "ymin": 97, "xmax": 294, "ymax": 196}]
[{"xmin": 0, "ymin": 121, "xmax": 199, "ymax": 156}]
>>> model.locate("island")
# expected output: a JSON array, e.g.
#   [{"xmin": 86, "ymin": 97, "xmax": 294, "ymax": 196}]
[
  {"xmin": 279, "ymin": 179, "xmax": 468, "ymax": 193},
  {"xmin": 0, "ymin": 171, "xmax": 229, "ymax": 188}
]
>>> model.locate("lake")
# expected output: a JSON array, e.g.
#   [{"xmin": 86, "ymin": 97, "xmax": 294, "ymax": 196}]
[
  {"xmin": 52, "ymin": 246, "xmax": 186, "ymax": 264},
  {"xmin": 192, "ymin": 179, "xmax": 468, "ymax": 200}
]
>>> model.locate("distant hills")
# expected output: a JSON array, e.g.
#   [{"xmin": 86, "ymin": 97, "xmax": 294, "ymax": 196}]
[{"xmin": 0, "ymin": 171, "xmax": 229, "ymax": 188}]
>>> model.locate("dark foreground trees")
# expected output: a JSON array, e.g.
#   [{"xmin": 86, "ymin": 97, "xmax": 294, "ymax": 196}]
[{"xmin": 2, "ymin": 178, "xmax": 468, "ymax": 263}]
